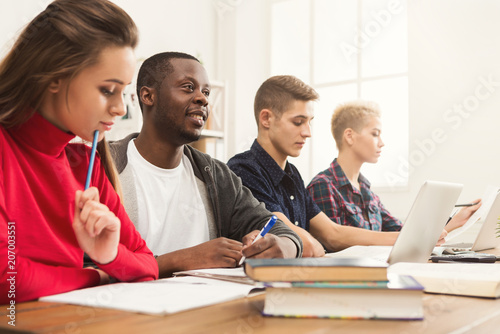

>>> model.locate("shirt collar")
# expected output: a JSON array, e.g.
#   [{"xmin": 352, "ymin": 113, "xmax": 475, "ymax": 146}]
[
  {"xmin": 330, "ymin": 158, "xmax": 371, "ymax": 189},
  {"xmin": 358, "ymin": 172, "xmax": 371, "ymax": 188},
  {"xmin": 250, "ymin": 139, "xmax": 293, "ymax": 186},
  {"xmin": 9, "ymin": 111, "xmax": 76, "ymax": 157}
]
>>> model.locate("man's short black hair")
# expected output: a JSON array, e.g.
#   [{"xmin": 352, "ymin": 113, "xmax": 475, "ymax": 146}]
[{"xmin": 136, "ymin": 52, "xmax": 199, "ymax": 111}]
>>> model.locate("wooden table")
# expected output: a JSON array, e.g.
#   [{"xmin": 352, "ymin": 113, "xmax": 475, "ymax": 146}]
[
  {"xmin": 2, "ymin": 249, "xmax": 499, "ymax": 334},
  {"xmin": 1, "ymin": 292, "xmax": 500, "ymax": 334}
]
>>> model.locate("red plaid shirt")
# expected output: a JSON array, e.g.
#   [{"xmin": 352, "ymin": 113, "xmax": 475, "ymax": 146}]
[{"xmin": 307, "ymin": 159, "xmax": 402, "ymax": 231}]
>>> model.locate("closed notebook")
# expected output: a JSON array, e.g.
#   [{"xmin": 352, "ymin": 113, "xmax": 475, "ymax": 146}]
[
  {"xmin": 244, "ymin": 257, "xmax": 388, "ymax": 282},
  {"xmin": 263, "ymin": 274, "xmax": 424, "ymax": 320},
  {"xmin": 389, "ymin": 262, "xmax": 500, "ymax": 298},
  {"xmin": 173, "ymin": 267, "xmax": 255, "ymax": 285}
]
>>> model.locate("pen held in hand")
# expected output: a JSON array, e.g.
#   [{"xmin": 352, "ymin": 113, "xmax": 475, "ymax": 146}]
[
  {"xmin": 84, "ymin": 130, "xmax": 99, "ymax": 190},
  {"xmin": 239, "ymin": 215, "xmax": 277, "ymax": 266},
  {"xmin": 455, "ymin": 202, "xmax": 480, "ymax": 207}
]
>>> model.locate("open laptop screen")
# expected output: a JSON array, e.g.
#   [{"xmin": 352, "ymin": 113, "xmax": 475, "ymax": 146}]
[{"xmin": 387, "ymin": 180, "xmax": 463, "ymax": 265}]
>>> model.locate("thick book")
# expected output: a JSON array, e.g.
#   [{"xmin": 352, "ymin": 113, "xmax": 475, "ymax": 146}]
[
  {"xmin": 389, "ymin": 262, "xmax": 500, "ymax": 298},
  {"xmin": 262, "ymin": 274, "xmax": 424, "ymax": 320},
  {"xmin": 244, "ymin": 257, "xmax": 388, "ymax": 282}
]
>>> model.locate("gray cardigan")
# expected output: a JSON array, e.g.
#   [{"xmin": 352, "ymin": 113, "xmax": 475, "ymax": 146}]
[{"xmin": 109, "ymin": 133, "xmax": 303, "ymax": 257}]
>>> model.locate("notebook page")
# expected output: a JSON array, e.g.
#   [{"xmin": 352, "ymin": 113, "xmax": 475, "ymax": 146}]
[
  {"xmin": 40, "ymin": 276, "xmax": 256, "ymax": 315},
  {"xmin": 445, "ymin": 185, "xmax": 500, "ymax": 242}
]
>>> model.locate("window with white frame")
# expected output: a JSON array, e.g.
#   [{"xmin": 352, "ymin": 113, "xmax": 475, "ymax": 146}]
[{"xmin": 271, "ymin": 0, "xmax": 408, "ymax": 188}]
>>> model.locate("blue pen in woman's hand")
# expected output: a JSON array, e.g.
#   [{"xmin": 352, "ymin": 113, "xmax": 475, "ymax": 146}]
[
  {"xmin": 239, "ymin": 215, "xmax": 278, "ymax": 265},
  {"xmin": 84, "ymin": 130, "xmax": 99, "ymax": 190}
]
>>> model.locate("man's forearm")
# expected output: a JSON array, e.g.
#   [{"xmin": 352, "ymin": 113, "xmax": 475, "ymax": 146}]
[
  {"xmin": 322, "ymin": 225, "xmax": 399, "ymax": 252},
  {"xmin": 278, "ymin": 236, "xmax": 299, "ymax": 258},
  {"xmin": 155, "ymin": 249, "xmax": 193, "ymax": 278}
]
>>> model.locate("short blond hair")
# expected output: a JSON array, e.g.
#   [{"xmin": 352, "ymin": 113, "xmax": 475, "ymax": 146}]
[{"xmin": 331, "ymin": 100, "xmax": 381, "ymax": 150}]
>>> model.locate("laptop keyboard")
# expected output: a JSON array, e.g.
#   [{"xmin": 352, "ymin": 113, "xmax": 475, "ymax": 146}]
[
  {"xmin": 430, "ymin": 253, "xmax": 497, "ymax": 263},
  {"xmin": 441, "ymin": 242, "xmax": 473, "ymax": 249}
]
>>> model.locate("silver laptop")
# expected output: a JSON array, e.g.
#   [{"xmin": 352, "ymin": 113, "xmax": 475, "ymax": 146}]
[
  {"xmin": 442, "ymin": 191, "xmax": 500, "ymax": 252},
  {"xmin": 387, "ymin": 180, "xmax": 463, "ymax": 264},
  {"xmin": 326, "ymin": 180, "xmax": 463, "ymax": 264}
]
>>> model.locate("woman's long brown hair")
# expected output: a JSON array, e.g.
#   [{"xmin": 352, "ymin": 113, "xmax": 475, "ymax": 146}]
[{"xmin": 0, "ymin": 0, "xmax": 137, "ymax": 196}]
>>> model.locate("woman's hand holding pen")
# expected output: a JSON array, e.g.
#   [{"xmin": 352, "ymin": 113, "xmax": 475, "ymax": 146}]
[
  {"xmin": 445, "ymin": 199, "xmax": 482, "ymax": 233},
  {"xmin": 73, "ymin": 187, "xmax": 120, "ymax": 265}
]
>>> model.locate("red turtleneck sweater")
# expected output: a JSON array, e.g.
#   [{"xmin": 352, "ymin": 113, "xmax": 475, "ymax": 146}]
[{"xmin": 0, "ymin": 112, "xmax": 158, "ymax": 303}]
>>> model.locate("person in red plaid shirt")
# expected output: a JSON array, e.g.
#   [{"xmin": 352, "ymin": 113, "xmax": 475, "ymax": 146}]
[{"xmin": 307, "ymin": 100, "xmax": 480, "ymax": 232}]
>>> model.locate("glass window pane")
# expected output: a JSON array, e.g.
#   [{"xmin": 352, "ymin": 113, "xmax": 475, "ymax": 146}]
[
  {"xmin": 309, "ymin": 84, "xmax": 358, "ymax": 180},
  {"xmin": 313, "ymin": 0, "xmax": 358, "ymax": 84},
  {"xmin": 271, "ymin": 0, "xmax": 409, "ymax": 188},
  {"xmin": 361, "ymin": 0, "xmax": 408, "ymax": 77},
  {"xmin": 361, "ymin": 77, "xmax": 408, "ymax": 187},
  {"xmin": 271, "ymin": 0, "xmax": 310, "ymax": 81}
]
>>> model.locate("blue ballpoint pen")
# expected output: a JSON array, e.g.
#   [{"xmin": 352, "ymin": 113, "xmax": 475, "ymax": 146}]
[
  {"xmin": 84, "ymin": 130, "xmax": 99, "ymax": 190},
  {"xmin": 239, "ymin": 215, "xmax": 278, "ymax": 265}
]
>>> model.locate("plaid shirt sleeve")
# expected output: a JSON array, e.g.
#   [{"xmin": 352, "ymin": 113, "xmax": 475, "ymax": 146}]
[
  {"xmin": 376, "ymin": 197, "xmax": 403, "ymax": 231},
  {"xmin": 307, "ymin": 176, "xmax": 343, "ymax": 225}
]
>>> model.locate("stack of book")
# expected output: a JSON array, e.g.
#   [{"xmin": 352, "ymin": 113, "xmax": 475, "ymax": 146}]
[{"xmin": 244, "ymin": 257, "xmax": 424, "ymax": 320}]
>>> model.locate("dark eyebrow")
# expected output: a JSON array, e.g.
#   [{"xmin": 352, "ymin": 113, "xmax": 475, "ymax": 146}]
[
  {"xmin": 105, "ymin": 79, "xmax": 131, "ymax": 85},
  {"xmin": 180, "ymin": 75, "xmax": 211, "ymax": 89},
  {"xmin": 294, "ymin": 115, "xmax": 314, "ymax": 121}
]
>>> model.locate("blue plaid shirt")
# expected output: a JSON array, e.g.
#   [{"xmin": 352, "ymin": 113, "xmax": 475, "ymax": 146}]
[
  {"xmin": 228, "ymin": 140, "xmax": 321, "ymax": 231},
  {"xmin": 307, "ymin": 159, "xmax": 402, "ymax": 231}
]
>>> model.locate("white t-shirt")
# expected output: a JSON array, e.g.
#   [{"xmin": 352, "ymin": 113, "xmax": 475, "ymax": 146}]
[{"xmin": 127, "ymin": 140, "xmax": 209, "ymax": 255}]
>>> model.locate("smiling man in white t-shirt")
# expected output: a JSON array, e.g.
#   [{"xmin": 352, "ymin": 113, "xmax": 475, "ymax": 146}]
[{"xmin": 110, "ymin": 52, "xmax": 302, "ymax": 278}]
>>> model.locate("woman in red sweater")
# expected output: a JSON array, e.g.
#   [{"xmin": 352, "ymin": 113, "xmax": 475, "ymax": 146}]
[{"xmin": 0, "ymin": 0, "xmax": 158, "ymax": 304}]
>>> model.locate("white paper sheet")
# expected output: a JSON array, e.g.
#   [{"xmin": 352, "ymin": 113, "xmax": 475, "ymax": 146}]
[
  {"xmin": 445, "ymin": 185, "xmax": 500, "ymax": 242},
  {"xmin": 40, "ymin": 276, "xmax": 257, "ymax": 315}
]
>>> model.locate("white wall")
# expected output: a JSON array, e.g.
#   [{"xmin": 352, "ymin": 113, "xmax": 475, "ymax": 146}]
[
  {"xmin": 0, "ymin": 0, "xmax": 217, "ymax": 87},
  {"xmin": 216, "ymin": 0, "xmax": 271, "ymax": 158},
  {"xmin": 378, "ymin": 0, "xmax": 500, "ymax": 218},
  {"xmin": 0, "ymin": 1, "xmax": 46, "ymax": 59},
  {"xmin": 113, "ymin": 0, "xmax": 217, "ymax": 76}
]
